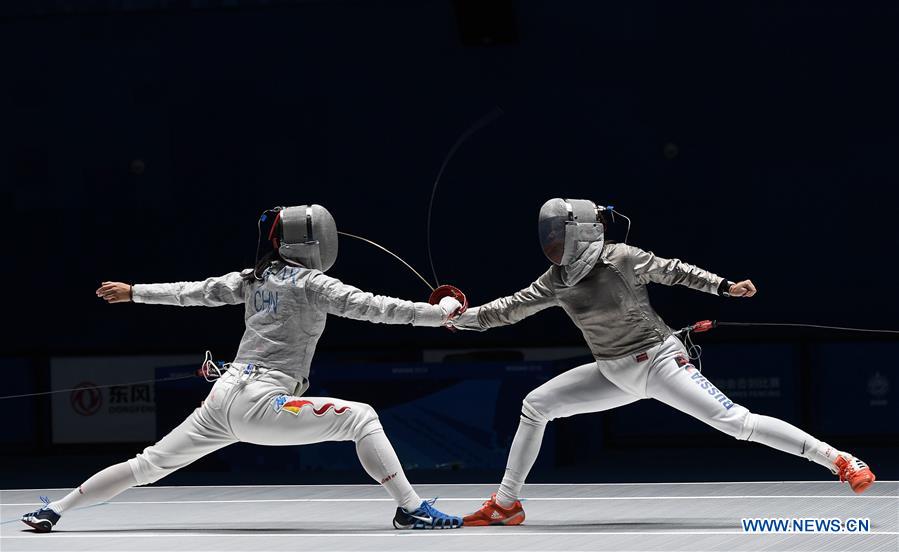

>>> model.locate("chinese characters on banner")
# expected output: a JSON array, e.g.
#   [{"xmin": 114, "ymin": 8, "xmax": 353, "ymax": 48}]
[{"xmin": 51, "ymin": 356, "xmax": 196, "ymax": 444}]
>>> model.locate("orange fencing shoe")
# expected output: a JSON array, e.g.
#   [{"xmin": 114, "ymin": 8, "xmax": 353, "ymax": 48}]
[
  {"xmin": 835, "ymin": 455, "xmax": 876, "ymax": 494},
  {"xmin": 463, "ymin": 494, "xmax": 525, "ymax": 526}
]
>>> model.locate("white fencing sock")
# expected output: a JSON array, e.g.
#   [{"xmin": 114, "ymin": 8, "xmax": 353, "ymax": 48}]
[
  {"xmin": 48, "ymin": 462, "xmax": 137, "ymax": 514},
  {"xmin": 496, "ymin": 401, "xmax": 547, "ymax": 508},
  {"xmin": 357, "ymin": 428, "xmax": 421, "ymax": 511},
  {"xmin": 746, "ymin": 414, "xmax": 840, "ymax": 470}
]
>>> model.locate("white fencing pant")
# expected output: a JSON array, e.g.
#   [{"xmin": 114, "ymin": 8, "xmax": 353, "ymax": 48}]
[
  {"xmin": 49, "ymin": 365, "xmax": 422, "ymax": 515},
  {"xmin": 496, "ymin": 336, "xmax": 841, "ymax": 505}
]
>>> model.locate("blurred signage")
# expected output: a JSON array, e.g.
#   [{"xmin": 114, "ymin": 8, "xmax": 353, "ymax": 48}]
[
  {"xmin": 51, "ymin": 356, "xmax": 195, "ymax": 444},
  {"xmin": 810, "ymin": 344, "xmax": 898, "ymax": 435}
]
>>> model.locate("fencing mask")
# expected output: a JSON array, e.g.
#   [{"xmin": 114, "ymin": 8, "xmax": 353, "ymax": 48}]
[
  {"xmin": 268, "ymin": 204, "xmax": 338, "ymax": 271},
  {"xmin": 537, "ymin": 198, "xmax": 605, "ymax": 266}
]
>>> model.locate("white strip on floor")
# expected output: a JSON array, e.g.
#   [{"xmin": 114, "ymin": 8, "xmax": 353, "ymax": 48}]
[{"xmin": 1, "ymin": 482, "xmax": 896, "ymax": 551}]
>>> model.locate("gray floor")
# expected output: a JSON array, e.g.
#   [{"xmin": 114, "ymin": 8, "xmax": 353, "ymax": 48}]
[{"xmin": 1, "ymin": 482, "xmax": 896, "ymax": 551}]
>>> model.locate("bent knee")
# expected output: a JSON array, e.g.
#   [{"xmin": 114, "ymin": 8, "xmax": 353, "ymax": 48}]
[
  {"xmin": 349, "ymin": 402, "xmax": 382, "ymax": 440},
  {"xmin": 522, "ymin": 394, "xmax": 550, "ymax": 425}
]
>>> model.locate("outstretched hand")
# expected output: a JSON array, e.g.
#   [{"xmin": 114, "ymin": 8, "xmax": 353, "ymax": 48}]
[
  {"xmin": 438, "ymin": 296, "xmax": 463, "ymax": 323},
  {"xmin": 729, "ymin": 280, "xmax": 757, "ymax": 298},
  {"xmin": 96, "ymin": 281, "xmax": 132, "ymax": 303},
  {"xmin": 428, "ymin": 284, "xmax": 468, "ymax": 328}
]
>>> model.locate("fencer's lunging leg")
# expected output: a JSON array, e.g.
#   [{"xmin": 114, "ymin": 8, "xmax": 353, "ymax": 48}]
[
  {"xmin": 642, "ymin": 343, "xmax": 840, "ymax": 470},
  {"xmin": 495, "ymin": 363, "xmax": 639, "ymax": 507},
  {"xmin": 47, "ymin": 462, "xmax": 136, "ymax": 514},
  {"xmin": 235, "ymin": 395, "xmax": 422, "ymax": 511},
  {"xmin": 495, "ymin": 399, "xmax": 548, "ymax": 507},
  {"xmin": 356, "ymin": 424, "xmax": 422, "ymax": 511},
  {"xmin": 739, "ymin": 413, "xmax": 840, "ymax": 469},
  {"xmin": 47, "ymin": 404, "xmax": 236, "ymax": 515}
]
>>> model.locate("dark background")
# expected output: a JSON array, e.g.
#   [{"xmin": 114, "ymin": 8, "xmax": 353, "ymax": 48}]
[{"xmin": 1, "ymin": 0, "xmax": 897, "ymax": 488}]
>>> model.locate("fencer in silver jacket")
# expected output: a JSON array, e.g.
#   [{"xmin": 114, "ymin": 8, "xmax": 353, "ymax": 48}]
[
  {"xmin": 456, "ymin": 199, "xmax": 876, "ymax": 528},
  {"xmin": 30, "ymin": 206, "xmax": 470, "ymax": 533},
  {"xmin": 130, "ymin": 204, "xmax": 458, "ymax": 384}
]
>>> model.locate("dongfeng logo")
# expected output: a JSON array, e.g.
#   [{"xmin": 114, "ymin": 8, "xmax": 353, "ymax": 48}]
[{"xmin": 71, "ymin": 382, "xmax": 103, "ymax": 416}]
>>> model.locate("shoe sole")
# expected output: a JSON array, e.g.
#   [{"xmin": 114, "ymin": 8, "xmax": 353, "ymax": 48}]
[
  {"xmin": 850, "ymin": 472, "xmax": 876, "ymax": 494},
  {"xmin": 393, "ymin": 520, "xmax": 463, "ymax": 530},
  {"xmin": 394, "ymin": 524, "xmax": 462, "ymax": 530},
  {"xmin": 21, "ymin": 519, "xmax": 52, "ymax": 533}
]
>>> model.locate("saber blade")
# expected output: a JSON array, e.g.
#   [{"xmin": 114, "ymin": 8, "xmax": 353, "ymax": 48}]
[
  {"xmin": 426, "ymin": 107, "xmax": 504, "ymax": 286},
  {"xmin": 338, "ymin": 231, "xmax": 435, "ymax": 292}
]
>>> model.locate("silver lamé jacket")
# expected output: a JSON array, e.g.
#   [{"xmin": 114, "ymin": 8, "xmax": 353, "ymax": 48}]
[
  {"xmin": 132, "ymin": 263, "xmax": 447, "ymax": 381},
  {"xmin": 453, "ymin": 242, "xmax": 727, "ymax": 359}
]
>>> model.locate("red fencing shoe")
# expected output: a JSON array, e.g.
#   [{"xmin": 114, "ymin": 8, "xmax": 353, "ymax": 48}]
[
  {"xmin": 463, "ymin": 494, "xmax": 525, "ymax": 526},
  {"xmin": 835, "ymin": 455, "xmax": 876, "ymax": 494}
]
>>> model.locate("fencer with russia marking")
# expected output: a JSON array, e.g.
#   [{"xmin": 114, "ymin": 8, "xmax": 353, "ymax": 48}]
[
  {"xmin": 454, "ymin": 198, "xmax": 876, "ymax": 527},
  {"xmin": 21, "ymin": 204, "xmax": 465, "ymax": 533}
]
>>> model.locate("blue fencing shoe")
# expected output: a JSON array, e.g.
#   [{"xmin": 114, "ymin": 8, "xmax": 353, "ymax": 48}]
[
  {"xmin": 21, "ymin": 496, "xmax": 61, "ymax": 533},
  {"xmin": 393, "ymin": 498, "xmax": 463, "ymax": 529}
]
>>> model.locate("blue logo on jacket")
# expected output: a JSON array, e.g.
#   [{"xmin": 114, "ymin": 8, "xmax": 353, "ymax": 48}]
[{"xmin": 254, "ymin": 289, "xmax": 280, "ymax": 314}]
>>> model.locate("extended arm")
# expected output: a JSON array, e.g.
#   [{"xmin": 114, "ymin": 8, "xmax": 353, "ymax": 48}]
[
  {"xmin": 627, "ymin": 245, "xmax": 754, "ymax": 296},
  {"xmin": 304, "ymin": 272, "xmax": 456, "ymax": 327},
  {"xmin": 127, "ymin": 272, "xmax": 248, "ymax": 306},
  {"xmin": 453, "ymin": 269, "xmax": 557, "ymax": 331}
]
